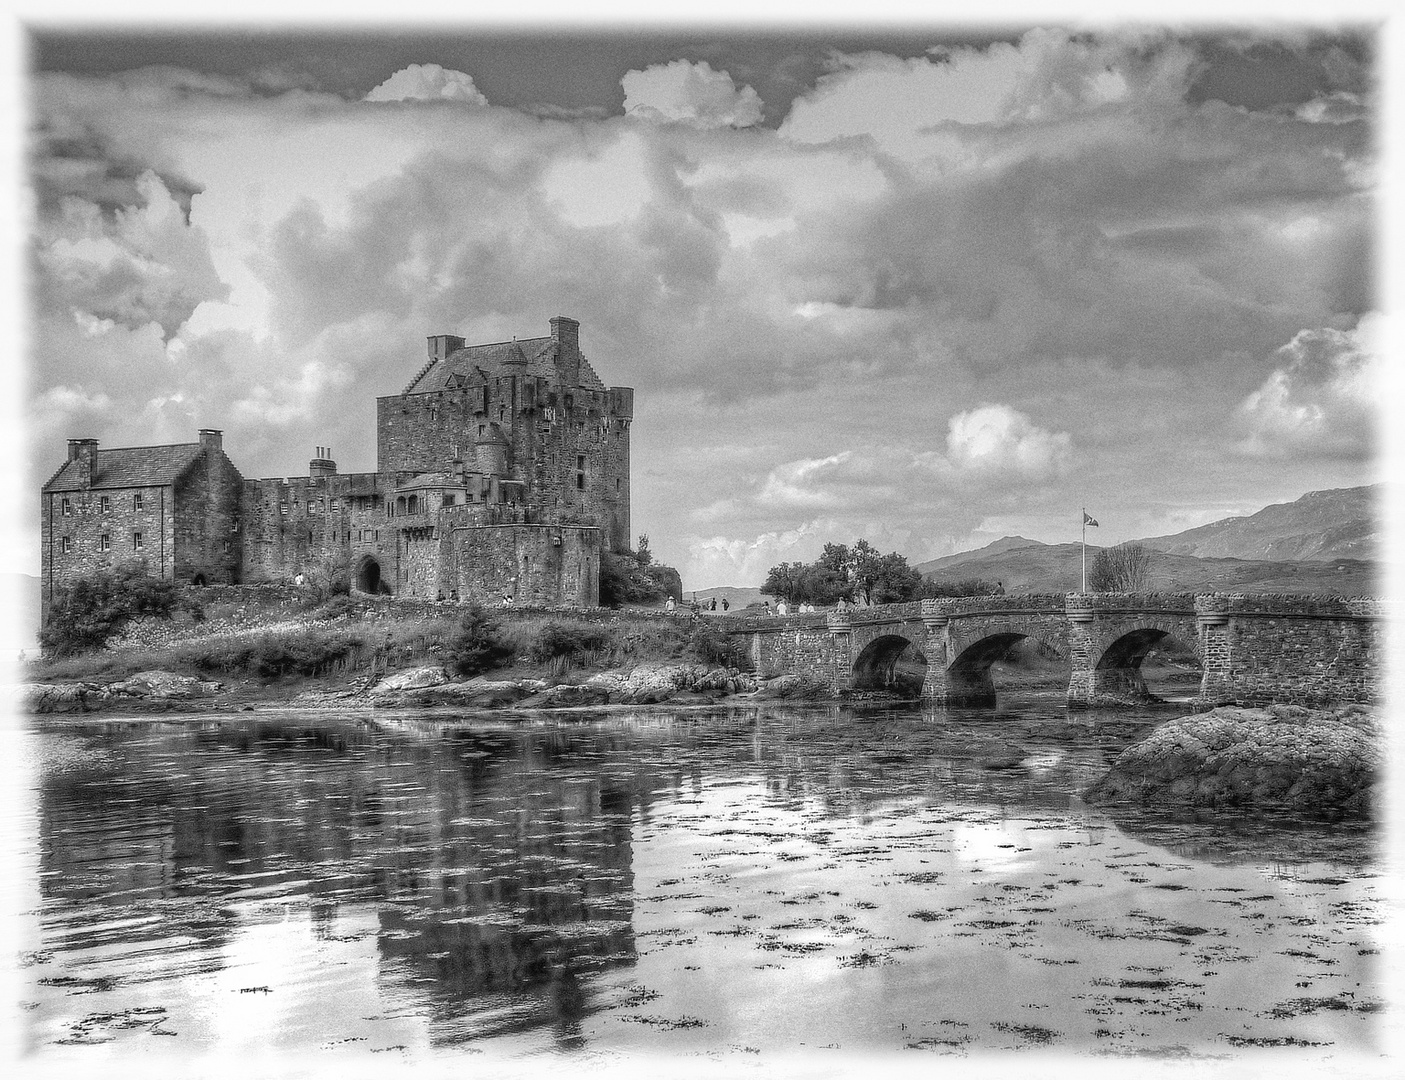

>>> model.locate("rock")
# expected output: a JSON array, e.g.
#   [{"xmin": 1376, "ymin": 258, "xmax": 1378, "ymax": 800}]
[
  {"xmin": 534, "ymin": 684, "xmax": 612, "ymax": 708},
  {"xmin": 106, "ymin": 670, "xmax": 222, "ymax": 699},
  {"xmin": 752, "ymin": 674, "xmax": 832, "ymax": 700},
  {"xmin": 13, "ymin": 682, "xmax": 104, "ymax": 713},
  {"xmin": 371, "ymin": 666, "xmax": 450, "ymax": 693},
  {"xmin": 1083, "ymin": 705, "xmax": 1381, "ymax": 816}
]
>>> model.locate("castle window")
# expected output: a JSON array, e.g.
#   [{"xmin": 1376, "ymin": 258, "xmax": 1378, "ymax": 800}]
[
  {"xmin": 60, "ymin": 536, "xmax": 71, "ymax": 554},
  {"xmin": 98, "ymin": 495, "xmax": 110, "ymax": 514},
  {"xmin": 577, "ymin": 455, "xmax": 586, "ymax": 470},
  {"xmin": 576, "ymin": 474, "xmax": 585, "ymax": 490},
  {"xmin": 479, "ymin": 424, "xmax": 485, "ymax": 437},
  {"xmin": 133, "ymin": 492, "xmax": 143, "ymax": 511},
  {"xmin": 329, "ymin": 499, "xmax": 338, "ymax": 512},
  {"xmin": 309, "ymin": 501, "xmax": 319, "ymax": 514},
  {"xmin": 616, "ymin": 478, "xmax": 621, "ymax": 491},
  {"xmin": 61, "ymin": 498, "xmax": 71, "ymax": 516},
  {"xmin": 133, "ymin": 532, "xmax": 143, "ymax": 551},
  {"xmin": 442, "ymin": 494, "xmax": 455, "ymax": 507},
  {"xmin": 431, "ymin": 409, "xmax": 438, "ymax": 422},
  {"xmin": 99, "ymin": 534, "xmax": 110, "ymax": 552},
  {"xmin": 280, "ymin": 502, "xmax": 288, "ymax": 515}
]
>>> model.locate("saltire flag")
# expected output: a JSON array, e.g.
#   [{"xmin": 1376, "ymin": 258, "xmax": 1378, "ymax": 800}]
[{"xmin": 1083, "ymin": 512, "xmax": 1098, "ymax": 527}]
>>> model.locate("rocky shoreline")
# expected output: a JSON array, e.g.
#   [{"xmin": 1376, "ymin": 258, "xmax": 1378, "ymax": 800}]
[{"xmin": 10, "ymin": 662, "xmax": 848, "ymax": 716}]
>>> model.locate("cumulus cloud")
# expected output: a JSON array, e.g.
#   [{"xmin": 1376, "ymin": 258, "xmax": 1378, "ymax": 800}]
[
  {"xmin": 1236, "ymin": 322, "xmax": 1377, "ymax": 459},
  {"xmin": 622, "ymin": 60, "xmax": 763, "ymax": 128},
  {"xmin": 365, "ymin": 64, "xmax": 488, "ymax": 105},
  {"xmin": 940, "ymin": 404, "xmax": 1072, "ymax": 478}
]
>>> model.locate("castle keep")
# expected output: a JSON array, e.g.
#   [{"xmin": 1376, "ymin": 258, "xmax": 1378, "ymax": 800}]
[{"xmin": 41, "ymin": 316, "xmax": 632, "ymax": 611}]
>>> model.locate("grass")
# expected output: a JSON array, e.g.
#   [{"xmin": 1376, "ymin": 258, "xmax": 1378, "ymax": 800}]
[{"xmin": 27, "ymin": 603, "xmax": 744, "ymax": 686}]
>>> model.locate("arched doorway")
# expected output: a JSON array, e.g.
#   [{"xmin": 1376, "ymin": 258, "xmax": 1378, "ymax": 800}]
[
  {"xmin": 191, "ymin": 573, "xmax": 207, "ymax": 586},
  {"xmin": 852, "ymin": 634, "xmax": 927, "ymax": 697},
  {"xmin": 357, "ymin": 556, "xmax": 383, "ymax": 595}
]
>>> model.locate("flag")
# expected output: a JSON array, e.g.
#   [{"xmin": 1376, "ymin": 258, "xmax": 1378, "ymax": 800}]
[{"xmin": 1083, "ymin": 512, "xmax": 1098, "ymax": 527}]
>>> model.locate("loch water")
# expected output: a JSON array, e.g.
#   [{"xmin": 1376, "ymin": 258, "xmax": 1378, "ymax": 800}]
[{"xmin": 19, "ymin": 695, "xmax": 1382, "ymax": 1060}]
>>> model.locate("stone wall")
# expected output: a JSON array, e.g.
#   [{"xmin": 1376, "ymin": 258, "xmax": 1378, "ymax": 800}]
[
  {"xmin": 375, "ymin": 372, "xmax": 631, "ymax": 553},
  {"xmin": 41, "ymin": 484, "xmax": 176, "ymax": 605},
  {"xmin": 173, "ymin": 442, "xmax": 244, "ymax": 584},
  {"xmin": 1195, "ymin": 594, "xmax": 1384, "ymax": 706},
  {"xmin": 449, "ymin": 524, "xmax": 600, "ymax": 607}
]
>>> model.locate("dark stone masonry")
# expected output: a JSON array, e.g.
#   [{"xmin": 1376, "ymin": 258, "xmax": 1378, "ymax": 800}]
[
  {"xmin": 722, "ymin": 593, "xmax": 1384, "ymax": 709},
  {"xmin": 41, "ymin": 316, "xmax": 630, "ymax": 614}
]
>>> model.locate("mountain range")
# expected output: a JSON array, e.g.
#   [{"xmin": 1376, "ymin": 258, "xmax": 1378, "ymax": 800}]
[{"xmin": 912, "ymin": 486, "xmax": 1381, "ymax": 596}]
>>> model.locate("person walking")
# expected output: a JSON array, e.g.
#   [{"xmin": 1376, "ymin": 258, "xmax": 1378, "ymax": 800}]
[{"xmin": 721, "ymin": 597, "xmax": 730, "ymax": 612}]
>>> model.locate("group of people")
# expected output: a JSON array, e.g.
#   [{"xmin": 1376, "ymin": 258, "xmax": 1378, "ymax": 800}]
[{"xmin": 665, "ymin": 595, "xmax": 731, "ymax": 613}]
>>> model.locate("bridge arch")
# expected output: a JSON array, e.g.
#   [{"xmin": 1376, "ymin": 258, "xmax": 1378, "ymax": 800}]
[
  {"xmin": 1093, "ymin": 622, "xmax": 1201, "ymax": 703},
  {"xmin": 942, "ymin": 630, "xmax": 1064, "ymax": 707},
  {"xmin": 852, "ymin": 633, "xmax": 927, "ymax": 696}
]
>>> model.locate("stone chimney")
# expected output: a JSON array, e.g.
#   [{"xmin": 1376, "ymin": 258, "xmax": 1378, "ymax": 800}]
[
  {"xmin": 67, "ymin": 439, "xmax": 98, "ymax": 488},
  {"xmin": 427, "ymin": 335, "xmax": 465, "ymax": 363},
  {"xmin": 550, "ymin": 316, "xmax": 580, "ymax": 387},
  {"xmin": 310, "ymin": 445, "xmax": 337, "ymax": 478},
  {"xmin": 198, "ymin": 429, "xmax": 223, "ymax": 453}
]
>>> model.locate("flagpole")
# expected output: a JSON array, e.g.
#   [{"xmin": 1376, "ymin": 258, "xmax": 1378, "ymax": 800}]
[{"xmin": 1081, "ymin": 508, "xmax": 1086, "ymax": 593}]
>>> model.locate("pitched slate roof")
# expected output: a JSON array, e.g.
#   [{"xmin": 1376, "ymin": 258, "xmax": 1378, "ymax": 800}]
[
  {"xmin": 42, "ymin": 443, "xmax": 205, "ymax": 493},
  {"xmin": 405, "ymin": 335, "xmax": 607, "ymax": 395}
]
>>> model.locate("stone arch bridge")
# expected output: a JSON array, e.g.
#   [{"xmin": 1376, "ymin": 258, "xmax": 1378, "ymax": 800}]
[{"xmin": 717, "ymin": 593, "xmax": 1384, "ymax": 708}]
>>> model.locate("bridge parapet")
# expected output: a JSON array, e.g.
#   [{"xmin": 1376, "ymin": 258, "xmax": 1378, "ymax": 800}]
[
  {"xmin": 1064, "ymin": 592, "xmax": 1197, "ymax": 617},
  {"xmin": 921, "ymin": 595, "xmax": 1066, "ymax": 619},
  {"xmin": 1193, "ymin": 593, "xmax": 1386, "ymax": 620}
]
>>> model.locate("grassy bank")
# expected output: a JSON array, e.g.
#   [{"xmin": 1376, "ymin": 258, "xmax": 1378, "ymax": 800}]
[{"xmin": 31, "ymin": 592, "xmax": 748, "ymax": 688}]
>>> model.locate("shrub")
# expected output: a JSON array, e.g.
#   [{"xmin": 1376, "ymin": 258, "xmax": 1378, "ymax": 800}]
[
  {"xmin": 685, "ymin": 623, "xmax": 748, "ymax": 669},
  {"xmin": 444, "ymin": 604, "xmax": 513, "ymax": 677},
  {"xmin": 312, "ymin": 594, "xmax": 358, "ymax": 621},
  {"xmin": 528, "ymin": 621, "xmax": 613, "ymax": 669},
  {"xmin": 42, "ymin": 563, "xmax": 197, "ymax": 655},
  {"xmin": 1089, "ymin": 543, "xmax": 1152, "ymax": 592},
  {"xmin": 918, "ymin": 578, "xmax": 1000, "ymax": 598},
  {"xmin": 599, "ymin": 550, "xmax": 682, "ymax": 607}
]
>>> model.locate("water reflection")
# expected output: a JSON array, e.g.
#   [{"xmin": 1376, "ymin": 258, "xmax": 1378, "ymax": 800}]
[{"xmin": 25, "ymin": 698, "xmax": 1381, "ymax": 1057}]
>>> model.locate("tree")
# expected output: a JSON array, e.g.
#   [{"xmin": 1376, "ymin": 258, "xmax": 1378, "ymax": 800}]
[
  {"xmin": 41, "ymin": 562, "xmax": 195, "ymax": 655},
  {"xmin": 762, "ymin": 539, "xmax": 923, "ymax": 606},
  {"xmin": 1088, "ymin": 542, "xmax": 1152, "ymax": 592},
  {"xmin": 307, "ymin": 549, "xmax": 354, "ymax": 601},
  {"xmin": 635, "ymin": 534, "xmax": 653, "ymax": 566}
]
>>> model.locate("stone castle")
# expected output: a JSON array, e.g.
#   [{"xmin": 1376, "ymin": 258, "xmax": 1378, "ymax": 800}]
[{"xmin": 40, "ymin": 316, "xmax": 632, "ymax": 611}]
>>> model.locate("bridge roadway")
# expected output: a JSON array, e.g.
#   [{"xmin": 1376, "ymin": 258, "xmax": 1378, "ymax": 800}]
[{"xmin": 714, "ymin": 593, "xmax": 1385, "ymax": 708}]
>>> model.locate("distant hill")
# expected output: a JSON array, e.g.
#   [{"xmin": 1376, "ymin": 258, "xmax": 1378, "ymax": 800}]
[
  {"xmin": 691, "ymin": 585, "xmax": 766, "ymax": 610},
  {"xmin": 914, "ymin": 535, "xmax": 1047, "ymax": 576},
  {"xmin": 919, "ymin": 541, "xmax": 1375, "ymax": 596},
  {"xmin": 1139, "ymin": 486, "xmax": 1379, "ymax": 562}
]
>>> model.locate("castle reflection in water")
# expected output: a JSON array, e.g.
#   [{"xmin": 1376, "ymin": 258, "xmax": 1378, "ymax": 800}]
[{"xmin": 36, "ymin": 714, "xmax": 669, "ymax": 1045}]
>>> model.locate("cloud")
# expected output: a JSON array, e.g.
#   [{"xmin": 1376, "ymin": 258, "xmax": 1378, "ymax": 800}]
[
  {"xmin": 364, "ymin": 64, "xmax": 488, "ymax": 105},
  {"xmin": 1236, "ymin": 321, "xmax": 1377, "ymax": 460},
  {"xmin": 1296, "ymin": 91, "xmax": 1367, "ymax": 124},
  {"xmin": 940, "ymin": 404, "xmax": 1072, "ymax": 478},
  {"xmin": 21, "ymin": 30, "xmax": 1378, "ymax": 588},
  {"xmin": 35, "ymin": 169, "xmax": 227, "ymax": 339},
  {"xmin": 622, "ymin": 60, "xmax": 763, "ymax": 128}
]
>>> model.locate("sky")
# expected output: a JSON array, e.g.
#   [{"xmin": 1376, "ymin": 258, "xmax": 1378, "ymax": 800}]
[{"xmin": 11, "ymin": 9, "xmax": 1394, "ymax": 591}]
